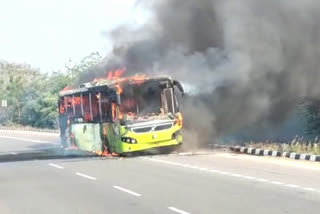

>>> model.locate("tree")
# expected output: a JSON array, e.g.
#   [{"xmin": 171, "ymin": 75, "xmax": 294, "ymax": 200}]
[
  {"xmin": 302, "ymin": 99, "xmax": 320, "ymax": 138},
  {"xmin": 65, "ymin": 52, "xmax": 102, "ymax": 84},
  {"xmin": 0, "ymin": 52, "xmax": 102, "ymax": 129},
  {"xmin": 0, "ymin": 61, "xmax": 39, "ymax": 123},
  {"xmin": 0, "ymin": 60, "xmax": 71, "ymax": 128},
  {"xmin": 20, "ymin": 71, "xmax": 71, "ymax": 128}
]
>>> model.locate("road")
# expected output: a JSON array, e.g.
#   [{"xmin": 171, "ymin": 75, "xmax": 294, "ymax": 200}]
[{"xmin": 0, "ymin": 130, "xmax": 320, "ymax": 214}]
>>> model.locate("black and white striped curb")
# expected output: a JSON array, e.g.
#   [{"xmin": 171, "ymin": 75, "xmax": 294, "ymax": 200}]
[
  {"xmin": 230, "ymin": 146, "xmax": 320, "ymax": 162},
  {"xmin": 0, "ymin": 126, "xmax": 59, "ymax": 134}
]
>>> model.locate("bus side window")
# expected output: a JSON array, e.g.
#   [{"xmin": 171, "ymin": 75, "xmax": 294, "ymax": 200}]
[
  {"xmin": 164, "ymin": 88, "xmax": 175, "ymax": 113},
  {"xmin": 174, "ymin": 94, "xmax": 179, "ymax": 112},
  {"xmin": 101, "ymin": 93, "xmax": 111, "ymax": 122},
  {"xmin": 59, "ymin": 97, "xmax": 65, "ymax": 114},
  {"xmin": 82, "ymin": 94, "xmax": 92, "ymax": 122},
  {"xmin": 91, "ymin": 93, "xmax": 100, "ymax": 122},
  {"xmin": 66, "ymin": 96, "xmax": 74, "ymax": 117},
  {"xmin": 73, "ymin": 95, "xmax": 82, "ymax": 118}
]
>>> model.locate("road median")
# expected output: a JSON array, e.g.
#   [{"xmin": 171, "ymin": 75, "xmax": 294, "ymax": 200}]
[{"xmin": 229, "ymin": 145, "xmax": 320, "ymax": 162}]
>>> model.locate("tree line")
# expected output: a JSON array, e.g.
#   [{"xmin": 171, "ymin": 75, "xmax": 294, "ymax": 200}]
[{"xmin": 0, "ymin": 52, "xmax": 102, "ymax": 129}]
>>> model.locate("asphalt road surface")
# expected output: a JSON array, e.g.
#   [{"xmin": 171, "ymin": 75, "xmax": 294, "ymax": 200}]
[{"xmin": 0, "ymin": 130, "xmax": 320, "ymax": 214}]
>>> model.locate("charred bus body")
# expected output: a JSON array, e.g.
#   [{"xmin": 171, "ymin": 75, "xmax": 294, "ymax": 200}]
[{"xmin": 58, "ymin": 75, "xmax": 184, "ymax": 155}]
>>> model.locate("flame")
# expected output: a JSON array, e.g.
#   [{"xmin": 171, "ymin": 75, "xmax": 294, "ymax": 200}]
[
  {"xmin": 73, "ymin": 96, "xmax": 81, "ymax": 105},
  {"xmin": 176, "ymin": 112, "xmax": 183, "ymax": 127},
  {"xmin": 112, "ymin": 102, "xmax": 116, "ymax": 121},
  {"xmin": 119, "ymin": 111, "xmax": 124, "ymax": 120},
  {"xmin": 61, "ymin": 67, "xmax": 147, "ymax": 96},
  {"xmin": 132, "ymin": 73, "xmax": 146, "ymax": 82},
  {"xmin": 107, "ymin": 68, "xmax": 126, "ymax": 79},
  {"xmin": 94, "ymin": 68, "xmax": 126, "ymax": 82},
  {"xmin": 62, "ymin": 86, "xmax": 72, "ymax": 92},
  {"xmin": 115, "ymin": 84, "xmax": 123, "ymax": 94}
]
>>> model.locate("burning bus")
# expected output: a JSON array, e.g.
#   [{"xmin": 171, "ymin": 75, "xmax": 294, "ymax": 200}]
[{"xmin": 58, "ymin": 70, "xmax": 184, "ymax": 155}]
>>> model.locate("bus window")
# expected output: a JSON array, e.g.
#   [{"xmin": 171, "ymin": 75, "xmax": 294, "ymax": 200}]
[
  {"xmin": 91, "ymin": 92, "xmax": 100, "ymax": 121},
  {"xmin": 100, "ymin": 93, "xmax": 111, "ymax": 122},
  {"xmin": 73, "ymin": 95, "xmax": 82, "ymax": 118},
  {"xmin": 65, "ymin": 96, "xmax": 73, "ymax": 116},
  {"xmin": 164, "ymin": 88, "xmax": 175, "ymax": 113},
  {"xmin": 82, "ymin": 94, "xmax": 91, "ymax": 122},
  {"xmin": 174, "ymin": 94, "xmax": 179, "ymax": 112},
  {"xmin": 59, "ymin": 97, "xmax": 65, "ymax": 114},
  {"xmin": 140, "ymin": 83, "xmax": 162, "ymax": 114},
  {"xmin": 120, "ymin": 89, "xmax": 137, "ymax": 115},
  {"xmin": 119, "ymin": 82, "xmax": 162, "ymax": 116}
]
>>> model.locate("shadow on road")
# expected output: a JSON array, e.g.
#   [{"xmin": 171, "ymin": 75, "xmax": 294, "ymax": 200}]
[
  {"xmin": 0, "ymin": 148, "xmax": 99, "ymax": 163},
  {"xmin": 27, "ymin": 143, "xmax": 60, "ymax": 150}
]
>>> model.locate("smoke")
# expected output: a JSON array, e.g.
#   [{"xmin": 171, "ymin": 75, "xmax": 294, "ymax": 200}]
[{"xmin": 80, "ymin": 0, "xmax": 320, "ymax": 146}]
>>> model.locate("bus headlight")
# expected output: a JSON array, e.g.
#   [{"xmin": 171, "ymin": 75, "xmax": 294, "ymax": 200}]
[{"xmin": 121, "ymin": 137, "xmax": 138, "ymax": 144}]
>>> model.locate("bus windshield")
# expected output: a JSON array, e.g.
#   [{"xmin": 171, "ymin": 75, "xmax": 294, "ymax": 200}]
[{"xmin": 119, "ymin": 80, "xmax": 176, "ymax": 121}]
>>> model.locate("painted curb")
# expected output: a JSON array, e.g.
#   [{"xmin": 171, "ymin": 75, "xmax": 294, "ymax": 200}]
[{"xmin": 229, "ymin": 146, "xmax": 320, "ymax": 162}]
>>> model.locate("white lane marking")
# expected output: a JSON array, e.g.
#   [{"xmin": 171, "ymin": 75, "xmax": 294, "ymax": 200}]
[
  {"xmin": 218, "ymin": 171, "xmax": 230, "ymax": 175},
  {"xmin": 270, "ymin": 181, "xmax": 283, "ymax": 185},
  {"xmin": 0, "ymin": 136, "xmax": 50, "ymax": 143},
  {"xmin": 255, "ymin": 178, "xmax": 269, "ymax": 182},
  {"xmin": 178, "ymin": 152, "xmax": 193, "ymax": 156},
  {"xmin": 76, "ymin": 172, "xmax": 97, "ymax": 180},
  {"xmin": 168, "ymin": 207, "xmax": 191, "ymax": 214},
  {"xmin": 142, "ymin": 157, "xmax": 320, "ymax": 194},
  {"xmin": 113, "ymin": 185, "xmax": 141, "ymax": 197},
  {"xmin": 197, "ymin": 167, "xmax": 208, "ymax": 171},
  {"xmin": 285, "ymin": 184, "xmax": 300, "ymax": 188},
  {"xmin": 302, "ymin": 187, "xmax": 316, "ymax": 192},
  {"xmin": 10, "ymin": 152, "xmax": 17, "ymax": 155},
  {"xmin": 243, "ymin": 176, "xmax": 256, "ymax": 180},
  {"xmin": 209, "ymin": 169, "xmax": 221, "ymax": 173},
  {"xmin": 48, "ymin": 163, "xmax": 64, "ymax": 169},
  {"xmin": 230, "ymin": 173, "xmax": 242, "ymax": 178}
]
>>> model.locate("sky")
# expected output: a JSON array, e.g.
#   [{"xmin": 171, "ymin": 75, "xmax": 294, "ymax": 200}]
[{"xmin": 0, "ymin": 0, "xmax": 144, "ymax": 72}]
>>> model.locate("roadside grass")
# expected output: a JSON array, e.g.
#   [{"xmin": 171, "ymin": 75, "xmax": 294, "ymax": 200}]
[{"xmin": 245, "ymin": 138, "xmax": 320, "ymax": 155}]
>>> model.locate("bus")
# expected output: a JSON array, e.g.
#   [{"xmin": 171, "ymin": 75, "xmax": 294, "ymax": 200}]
[{"xmin": 58, "ymin": 73, "xmax": 184, "ymax": 155}]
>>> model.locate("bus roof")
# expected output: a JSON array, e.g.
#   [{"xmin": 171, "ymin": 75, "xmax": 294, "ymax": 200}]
[{"xmin": 58, "ymin": 75, "xmax": 173, "ymax": 97}]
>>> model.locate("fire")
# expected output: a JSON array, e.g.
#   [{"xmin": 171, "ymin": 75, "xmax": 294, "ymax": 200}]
[
  {"xmin": 94, "ymin": 68, "xmax": 126, "ymax": 82},
  {"xmin": 106, "ymin": 68, "xmax": 126, "ymax": 80},
  {"xmin": 95, "ymin": 67, "xmax": 147, "ymax": 84},
  {"xmin": 73, "ymin": 96, "xmax": 81, "ymax": 105},
  {"xmin": 176, "ymin": 112, "xmax": 183, "ymax": 127},
  {"xmin": 112, "ymin": 102, "xmax": 116, "ymax": 121},
  {"xmin": 131, "ymin": 73, "xmax": 146, "ymax": 83},
  {"xmin": 115, "ymin": 84, "xmax": 123, "ymax": 94},
  {"xmin": 62, "ymin": 86, "xmax": 72, "ymax": 92}
]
